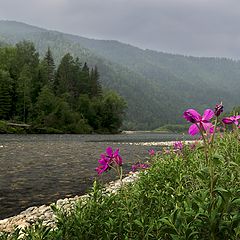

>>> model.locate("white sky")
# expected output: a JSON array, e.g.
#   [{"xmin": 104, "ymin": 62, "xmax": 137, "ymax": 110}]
[{"xmin": 1, "ymin": 0, "xmax": 240, "ymax": 58}]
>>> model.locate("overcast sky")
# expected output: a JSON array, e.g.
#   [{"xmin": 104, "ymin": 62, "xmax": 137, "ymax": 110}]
[{"xmin": 1, "ymin": 0, "xmax": 240, "ymax": 58}]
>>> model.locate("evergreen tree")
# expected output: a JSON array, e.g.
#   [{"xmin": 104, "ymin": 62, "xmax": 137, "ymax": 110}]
[
  {"xmin": 43, "ymin": 47, "xmax": 55, "ymax": 88},
  {"xmin": 80, "ymin": 62, "xmax": 90, "ymax": 95},
  {"xmin": 0, "ymin": 70, "xmax": 13, "ymax": 119},
  {"xmin": 15, "ymin": 41, "xmax": 39, "ymax": 103},
  {"xmin": 99, "ymin": 91, "xmax": 127, "ymax": 133},
  {"xmin": 90, "ymin": 66, "xmax": 102, "ymax": 97},
  {"xmin": 0, "ymin": 42, "xmax": 127, "ymax": 133},
  {"xmin": 16, "ymin": 66, "xmax": 32, "ymax": 123},
  {"xmin": 55, "ymin": 53, "xmax": 75, "ymax": 96},
  {"xmin": 55, "ymin": 53, "xmax": 83, "ymax": 108},
  {"xmin": 35, "ymin": 85, "xmax": 57, "ymax": 126}
]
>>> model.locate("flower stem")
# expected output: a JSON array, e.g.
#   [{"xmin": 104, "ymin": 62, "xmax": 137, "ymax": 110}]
[
  {"xmin": 210, "ymin": 117, "xmax": 218, "ymax": 146},
  {"xmin": 197, "ymin": 123, "xmax": 209, "ymax": 165}
]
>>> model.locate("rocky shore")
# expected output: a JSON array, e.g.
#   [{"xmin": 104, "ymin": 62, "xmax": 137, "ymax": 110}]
[
  {"xmin": 0, "ymin": 172, "xmax": 139, "ymax": 233},
  {"xmin": 0, "ymin": 140, "xmax": 197, "ymax": 234}
]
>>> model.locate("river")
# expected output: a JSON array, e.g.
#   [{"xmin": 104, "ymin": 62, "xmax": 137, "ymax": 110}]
[{"xmin": 0, "ymin": 132, "xmax": 191, "ymax": 219}]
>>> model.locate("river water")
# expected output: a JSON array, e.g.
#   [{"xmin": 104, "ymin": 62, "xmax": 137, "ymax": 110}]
[{"xmin": 0, "ymin": 132, "xmax": 190, "ymax": 219}]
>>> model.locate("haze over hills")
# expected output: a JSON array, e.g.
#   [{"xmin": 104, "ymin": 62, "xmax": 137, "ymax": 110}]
[{"xmin": 0, "ymin": 20, "xmax": 239, "ymax": 130}]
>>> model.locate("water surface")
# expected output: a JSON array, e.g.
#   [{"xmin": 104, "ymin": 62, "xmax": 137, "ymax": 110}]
[{"xmin": 0, "ymin": 132, "xmax": 189, "ymax": 219}]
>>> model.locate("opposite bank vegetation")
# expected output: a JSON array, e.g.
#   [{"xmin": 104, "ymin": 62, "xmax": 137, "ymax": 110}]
[
  {"xmin": 1, "ymin": 104, "xmax": 240, "ymax": 239},
  {"xmin": 0, "ymin": 41, "xmax": 126, "ymax": 134}
]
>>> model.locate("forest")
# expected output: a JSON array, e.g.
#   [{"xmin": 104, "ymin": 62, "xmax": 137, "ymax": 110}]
[
  {"xmin": 0, "ymin": 21, "xmax": 240, "ymax": 130},
  {"xmin": 0, "ymin": 41, "xmax": 126, "ymax": 133}
]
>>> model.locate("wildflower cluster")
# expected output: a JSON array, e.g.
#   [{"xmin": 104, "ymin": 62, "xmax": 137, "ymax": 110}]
[
  {"xmin": 131, "ymin": 162, "xmax": 149, "ymax": 172},
  {"xmin": 148, "ymin": 149, "xmax": 155, "ymax": 156},
  {"xmin": 95, "ymin": 147, "xmax": 123, "ymax": 179}
]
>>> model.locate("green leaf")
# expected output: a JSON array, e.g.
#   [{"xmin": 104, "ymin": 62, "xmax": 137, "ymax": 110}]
[
  {"xmin": 212, "ymin": 153, "xmax": 224, "ymax": 165},
  {"xmin": 134, "ymin": 219, "xmax": 144, "ymax": 228}
]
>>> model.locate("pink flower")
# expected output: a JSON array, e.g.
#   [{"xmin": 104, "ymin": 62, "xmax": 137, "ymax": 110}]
[
  {"xmin": 173, "ymin": 141, "xmax": 183, "ymax": 150},
  {"xmin": 164, "ymin": 149, "xmax": 170, "ymax": 154},
  {"xmin": 131, "ymin": 162, "xmax": 149, "ymax": 172},
  {"xmin": 95, "ymin": 147, "xmax": 123, "ymax": 175},
  {"xmin": 183, "ymin": 108, "xmax": 214, "ymax": 136},
  {"xmin": 106, "ymin": 147, "xmax": 123, "ymax": 166},
  {"xmin": 214, "ymin": 102, "xmax": 223, "ymax": 117},
  {"xmin": 95, "ymin": 154, "xmax": 111, "ymax": 175},
  {"xmin": 148, "ymin": 149, "xmax": 155, "ymax": 156},
  {"xmin": 222, "ymin": 115, "xmax": 240, "ymax": 126}
]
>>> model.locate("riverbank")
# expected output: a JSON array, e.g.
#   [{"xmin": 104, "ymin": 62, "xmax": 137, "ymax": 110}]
[
  {"xmin": 2, "ymin": 132, "xmax": 240, "ymax": 239},
  {"xmin": 0, "ymin": 172, "xmax": 139, "ymax": 233},
  {"xmin": 0, "ymin": 133, "xmax": 193, "ymax": 220}
]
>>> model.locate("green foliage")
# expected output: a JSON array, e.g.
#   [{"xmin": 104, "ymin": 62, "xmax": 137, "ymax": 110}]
[
  {"xmin": 0, "ymin": 120, "xmax": 27, "ymax": 133},
  {"xmin": 99, "ymin": 91, "xmax": 127, "ymax": 133},
  {"xmin": 0, "ymin": 70, "xmax": 13, "ymax": 119},
  {"xmin": 0, "ymin": 42, "xmax": 126, "ymax": 133},
  {"xmin": 3, "ymin": 132, "xmax": 240, "ymax": 239}
]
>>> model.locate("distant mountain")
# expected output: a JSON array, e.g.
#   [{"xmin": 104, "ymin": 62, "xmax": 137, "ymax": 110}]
[{"xmin": 0, "ymin": 20, "xmax": 239, "ymax": 129}]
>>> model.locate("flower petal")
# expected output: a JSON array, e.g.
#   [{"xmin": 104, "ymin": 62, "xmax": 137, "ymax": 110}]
[
  {"xmin": 202, "ymin": 122, "xmax": 214, "ymax": 134},
  {"xmin": 234, "ymin": 120, "xmax": 239, "ymax": 125},
  {"xmin": 113, "ymin": 148, "xmax": 119, "ymax": 157},
  {"xmin": 183, "ymin": 109, "xmax": 201, "ymax": 123},
  {"xmin": 106, "ymin": 147, "xmax": 113, "ymax": 157},
  {"xmin": 222, "ymin": 117, "xmax": 234, "ymax": 124},
  {"xmin": 202, "ymin": 109, "xmax": 214, "ymax": 121},
  {"xmin": 188, "ymin": 124, "xmax": 199, "ymax": 136}
]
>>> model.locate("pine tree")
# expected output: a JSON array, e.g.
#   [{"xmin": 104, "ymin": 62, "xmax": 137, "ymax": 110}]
[
  {"xmin": 0, "ymin": 70, "xmax": 13, "ymax": 119},
  {"xmin": 43, "ymin": 47, "xmax": 55, "ymax": 88},
  {"xmin": 90, "ymin": 66, "xmax": 102, "ymax": 97},
  {"xmin": 14, "ymin": 41, "xmax": 39, "ymax": 104},
  {"xmin": 35, "ymin": 85, "xmax": 57, "ymax": 126},
  {"xmin": 55, "ymin": 53, "xmax": 74, "ymax": 96},
  {"xmin": 80, "ymin": 62, "xmax": 90, "ymax": 95},
  {"xmin": 55, "ymin": 53, "xmax": 83, "ymax": 108},
  {"xmin": 16, "ymin": 66, "xmax": 32, "ymax": 123}
]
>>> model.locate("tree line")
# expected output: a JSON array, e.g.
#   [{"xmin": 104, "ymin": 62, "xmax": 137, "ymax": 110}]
[{"xmin": 0, "ymin": 41, "xmax": 126, "ymax": 133}]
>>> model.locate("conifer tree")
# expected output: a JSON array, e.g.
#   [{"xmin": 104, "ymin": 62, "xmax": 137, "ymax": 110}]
[
  {"xmin": 90, "ymin": 66, "xmax": 102, "ymax": 97},
  {"xmin": 55, "ymin": 53, "xmax": 74, "ymax": 96},
  {"xmin": 80, "ymin": 62, "xmax": 90, "ymax": 95},
  {"xmin": 0, "ymin": 70, "xmax": 13, "ymax": 119},
  {"xmin": 16, "ymin": 66, "xmax": 32, "ymax": 122},
  {"xmin": 43, "ymin": 47, "xmax": 55, "ymax": 88},
  {"xmin": 15, "ymin": 41, "xmax": 39, "ymax": 104}
]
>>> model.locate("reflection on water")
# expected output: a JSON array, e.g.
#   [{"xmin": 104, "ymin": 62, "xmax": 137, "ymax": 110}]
[{"xmin": 0, "ymin": 133, "xmax": 189, "ymax": 219}]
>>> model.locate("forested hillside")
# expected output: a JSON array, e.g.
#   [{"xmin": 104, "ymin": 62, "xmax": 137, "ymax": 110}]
[
  {"xmin": 0, "ymin": 20, "xmax": 239, "ymax": 130},
  {"xmin": 0, "ymin": 42, "xmax": 126, "ymax": 133}
]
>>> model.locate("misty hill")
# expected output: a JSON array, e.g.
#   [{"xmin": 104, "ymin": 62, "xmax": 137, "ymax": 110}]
[{"xmin": 0, "ymin": 20, "xmax": 239, "ymax": 129}]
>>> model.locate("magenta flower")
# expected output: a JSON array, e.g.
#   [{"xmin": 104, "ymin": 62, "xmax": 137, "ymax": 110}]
[
  {"xmin": 164, "ymin": 148, "xmax": 170, "ymax": 155},
  {"xmin": 214, "ymin": 102, "xmax": 223, "ymax": 117},
  {"xmin": 173, "ymin": 141, "xmax": 183, "ymax": 150},
  {"xmin": 183, "ymin": 109, "xmax": 214, "ymax": 136},
  {"xmin": 106, "ymin": 147, "xmax": 123, "ymax": 166},
  {"xmin": 148, "ymin": 149, "xmax": 155, "ymax": 156},
  {"xmin": 95, "ymin": 147, "xmax": 123, "ymax": 175},
  {"xmin": 95, "ymin": 154, "xmax": 110, "ymax": 175},
  {"xmin": 131, "ymin": 162, "xmax": 149, "ymax": 172},
  {"xmin": 222, "ymin": 115, "xmax": 240, "ymax": 125}
]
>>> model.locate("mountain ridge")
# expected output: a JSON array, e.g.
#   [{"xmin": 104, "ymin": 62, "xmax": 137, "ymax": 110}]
[{"xmin": 0, "ymin": 20, "xmax": 239, "ymax": 129}]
